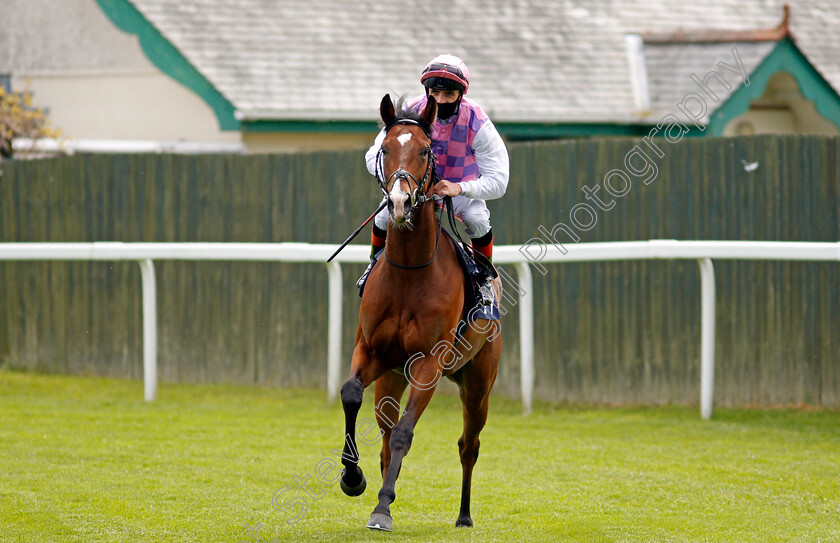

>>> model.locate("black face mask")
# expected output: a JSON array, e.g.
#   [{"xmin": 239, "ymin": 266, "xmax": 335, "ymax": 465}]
[{"xmin": 436, "ymin": 98, "xmax": 461, "ymax": 120}]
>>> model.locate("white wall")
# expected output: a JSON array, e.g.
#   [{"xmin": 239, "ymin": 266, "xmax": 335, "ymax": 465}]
[
  {"xmin": 1, "ymin": 0, "xmax": 239, "ymax": 144},
  {"xmin": 20, "ymin": 70, "xmax": 240, "ymax": 142}
]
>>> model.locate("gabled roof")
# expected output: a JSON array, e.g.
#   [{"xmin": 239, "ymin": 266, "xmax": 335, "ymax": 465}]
[
  {"xmin": 639, "ymin": 7, "xmax": 840, "ymax": 133},
  {"xmin": 640, "ymin": 6, "xmax": 792, "ymax": 120},
  {"xmin": 707, "ymin": 36, "xmax": 840, "ymax": 135},
  {"xmin": 98, "ymin": 0, "xmax": 840, "ymax": 131}
]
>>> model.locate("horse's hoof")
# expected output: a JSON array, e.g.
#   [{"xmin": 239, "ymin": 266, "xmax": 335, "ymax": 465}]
[
  {"xmin": 366, "ymin": 512, "xmax": 393, "ymax": 531},
  {"xmin": 455, "ymin": 516, "xmax": 473, "ymax": 528},
  {"xmin": 339, "ymin": 468, "xmax": 366, "ymax": 497}
]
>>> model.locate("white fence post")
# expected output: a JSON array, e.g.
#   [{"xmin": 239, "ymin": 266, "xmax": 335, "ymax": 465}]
[
  {"xmin": 326, "ymin": 261, "xmax": 343, "ymax": 404},
  {"xmin": 137, "ymin": 259, "xmax": 157, "ymax": 402},
  {"xmin": 697, "ymin": 258, "xmax": 716, "ymax": 420},
  {"xmin": 515, "ymin": 262, "xmax": 535, "ymax": 415}
]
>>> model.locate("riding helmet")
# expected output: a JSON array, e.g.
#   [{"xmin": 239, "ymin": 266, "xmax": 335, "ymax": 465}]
[{"xmin": 420, "ymin": 54, "xmax": 470, "ymax": 94}]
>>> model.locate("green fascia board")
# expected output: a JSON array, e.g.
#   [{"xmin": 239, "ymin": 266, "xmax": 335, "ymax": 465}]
[
  {"xmin": 495, "ymin": 122, "xmax": 650, "ymax": 139},
  {"xmin": 707, "ymin": 37, "xmax": 840, "ymax": 136},
  {"xmin": 96, "ymin": 0, "xmax": 239, "ymax": 130},
  {"xmin": 242, "ymin": 119, "xmax": 380, "ymax": 134},
  {"xmin": 242, "ymin": 119, "xmax": 651, "ymax": 139}
]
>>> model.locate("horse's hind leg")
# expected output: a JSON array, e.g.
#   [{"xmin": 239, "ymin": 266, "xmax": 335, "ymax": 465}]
[{"xmin": 454, "ymin": 343, "xmax": 499, "ymax": 527}]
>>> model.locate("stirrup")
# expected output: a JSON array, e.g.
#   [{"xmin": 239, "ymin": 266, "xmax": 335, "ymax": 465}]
[{"xmin": 356, "ymin": 258, "xmax": 376, "ymax": 289}]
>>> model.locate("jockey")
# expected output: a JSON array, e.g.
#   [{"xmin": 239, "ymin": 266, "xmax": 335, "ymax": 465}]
[{"xmin": 359, "ymin": 54, "xmax": 510, "ymax": 306}]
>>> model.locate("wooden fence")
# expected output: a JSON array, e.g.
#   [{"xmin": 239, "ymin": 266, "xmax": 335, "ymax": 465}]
[{"xmin": 1, "ymin": 134, "xmax": 838, "ymax": 406}]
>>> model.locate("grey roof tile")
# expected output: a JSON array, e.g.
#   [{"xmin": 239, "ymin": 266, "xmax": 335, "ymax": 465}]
[
  {"xmin": 126, "ymin": 0, "xmax": 840, "ymax": 123},
  {"xmin": 644, "ymin": 42, "xmax": 776, "ymax": 117}
]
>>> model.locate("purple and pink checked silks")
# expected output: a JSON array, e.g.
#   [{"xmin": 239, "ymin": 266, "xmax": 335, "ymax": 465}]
[{"xmin": 408, "ymin": 95, "xmax": 490, "ymax": 184}]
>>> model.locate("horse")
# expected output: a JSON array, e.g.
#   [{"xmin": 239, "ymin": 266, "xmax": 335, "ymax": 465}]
[{"xmin": 337, "ymin": 93, "xmax": 502, "ymax": 532}]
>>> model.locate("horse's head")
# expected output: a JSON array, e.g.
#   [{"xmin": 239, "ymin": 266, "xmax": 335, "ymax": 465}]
[{"xmin": 378, "ymin": 94, "xmax": 438, "ymax": 229}]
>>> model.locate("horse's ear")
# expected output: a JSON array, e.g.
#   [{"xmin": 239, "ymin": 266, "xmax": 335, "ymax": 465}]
[
  {"xmin": 380, "ymin": 94, "xmax": 396, "ymax": 126},
  {"xmin": 421, "ymin": 96, "xmax": 437, "ymax": 126}
]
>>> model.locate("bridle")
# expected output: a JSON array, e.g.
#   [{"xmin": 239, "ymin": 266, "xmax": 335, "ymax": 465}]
[
  {"xmin": 374, "ymin": 119, "xmax": 439, "ymax": 210},
  {"xmin": 375, "ymin": 118, "xmax": 442, "ymax": 270}
]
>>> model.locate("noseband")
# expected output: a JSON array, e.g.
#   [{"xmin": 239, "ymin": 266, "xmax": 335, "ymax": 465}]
[{"xmin": 375, "ymin": 119, "xmax": 439, "ymax": 209}]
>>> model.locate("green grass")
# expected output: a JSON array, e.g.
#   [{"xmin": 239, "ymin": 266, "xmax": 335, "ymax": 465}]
[{"xmin": 1, "ymin": 370, "xmax": 838, "ymax": 543}]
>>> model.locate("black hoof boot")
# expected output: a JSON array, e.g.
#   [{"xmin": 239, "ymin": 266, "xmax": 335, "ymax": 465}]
[{"xmin": 339, "ymin": 467, "xmax": 367, "ymax": 497}]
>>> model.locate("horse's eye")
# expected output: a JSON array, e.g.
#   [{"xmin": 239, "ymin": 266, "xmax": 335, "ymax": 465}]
[{"xmin": 422, "ymin": 147, "xmax": 431, "ymax": 156}]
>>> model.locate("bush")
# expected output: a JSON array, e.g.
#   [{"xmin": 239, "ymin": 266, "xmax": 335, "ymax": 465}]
[{"xmin": 0, "ymin": 86, "xmax": 60, "ymax": 161}]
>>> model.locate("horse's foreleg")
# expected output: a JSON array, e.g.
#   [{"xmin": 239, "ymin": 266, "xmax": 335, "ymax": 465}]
[
  {"xmin": 367, "ymin": 365, "xmax": 439, "ymax": 532},
  {"xmin": 374, "ymin": 371, "xmax": 409, "ymax": 481},
  {"xmin": 338, "ymin": 375, "xmax": 367, "ymax": 496},
  {"xmin": 339, "ymin": 344, "xmax": 380, "ymax": 497}
]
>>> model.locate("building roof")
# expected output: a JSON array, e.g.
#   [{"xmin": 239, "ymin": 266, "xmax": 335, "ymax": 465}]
[
  {"xmin": 107, "ymin": 0, "xmax": 840, "ymax": 126},
  {"xmin": 643, "ymin": 42, "xmax": 776, "ymax": 118}
]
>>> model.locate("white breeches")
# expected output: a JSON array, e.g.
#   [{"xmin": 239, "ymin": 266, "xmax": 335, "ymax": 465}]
[{"xmin": 374, "ymin": 195, "xmax": 491, "ymax": 238}]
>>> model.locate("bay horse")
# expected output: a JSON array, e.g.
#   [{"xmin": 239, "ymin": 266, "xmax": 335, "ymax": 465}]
[{"xmin": 337, "ymin": 94, "xmax": 501, "ymax": 531}]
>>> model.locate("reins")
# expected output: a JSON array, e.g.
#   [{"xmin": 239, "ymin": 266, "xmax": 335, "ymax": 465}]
[{"xmin": 384, "ymin": 219, "xmax": 443, "ymax": 270}]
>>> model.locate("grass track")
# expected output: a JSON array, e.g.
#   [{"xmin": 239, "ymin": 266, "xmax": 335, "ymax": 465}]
[{"xmin": 1, "ymin": 370, "xmax": 838, "ymax": 542}]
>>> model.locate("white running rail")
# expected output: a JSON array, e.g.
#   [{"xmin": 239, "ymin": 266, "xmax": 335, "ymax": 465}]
[{"xmin": 1, "ymin": 240, "xmax": 838, "ymax": 419}]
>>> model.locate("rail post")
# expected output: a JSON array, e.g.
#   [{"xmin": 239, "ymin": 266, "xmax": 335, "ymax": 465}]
[
  {"xmin": 515, "ymin": 262, "xmax": 535, "ymax": 415},
  {"xmin": 326, "ymin": 261, "xmax": 343, "ymax": 404},
  {"xmin": 697, "ymin": 258, "xmax": 716, "ymax": 419},
  {"xmin": 137, "ymin": 259, "xmax": 157, "ymax": 402}
]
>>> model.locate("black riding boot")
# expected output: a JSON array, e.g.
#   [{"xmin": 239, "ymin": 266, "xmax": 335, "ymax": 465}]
[
  {"xmin": 471, "ymin": 230, "xmax": 495, "ymax": 306},
  {"xmin": 357, "ymin": 226, "xmax": 387, "ymax": 289}
]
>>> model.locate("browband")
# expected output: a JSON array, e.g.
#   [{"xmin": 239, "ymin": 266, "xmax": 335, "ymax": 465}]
[{"xmin": 385, "ymin": 118, "xmax": 431, "ymax": 139}]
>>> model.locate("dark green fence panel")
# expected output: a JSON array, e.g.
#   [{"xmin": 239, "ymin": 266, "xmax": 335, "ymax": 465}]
[
  {"xmin": 489, "ymin": 135, "xmax": 839, "ymax": 406},
  {"xmin": 0, "ymin": 151, "xmax": 380, "ymax": 390},
  {"xmin": 1, "ymin": 135, "xmax": 838, "ymax": 407}
]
